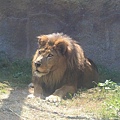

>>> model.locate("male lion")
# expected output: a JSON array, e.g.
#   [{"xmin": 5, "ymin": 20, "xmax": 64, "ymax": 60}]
[{"xmin": 28, "ymin": 33, "xmax": 99, "ymax": 102}]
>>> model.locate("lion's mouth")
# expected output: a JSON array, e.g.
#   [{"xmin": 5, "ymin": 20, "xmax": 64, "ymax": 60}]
[
  {"xmin": 36, "ymin": 70, "xmax": 48, "ymax": 74},
  {"xmin": 34, "ymin": 70, "xmax": 49, "ymax": 77},
  {"xmin": 36, "ymin": 70, "xmax": 41, "ymax": 73}
]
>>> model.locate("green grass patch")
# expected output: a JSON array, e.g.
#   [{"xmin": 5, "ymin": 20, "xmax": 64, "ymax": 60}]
[
  {"xmin": 0, "ymin": 59, "xmax": 32, "ymax": 88},
  {"xmin": 99, "ymin": 82, "xmax": 120, "ymax": 119},
  {"xmin": 0, "ymin": 82, "xmax": 9, "ymax": 94}
]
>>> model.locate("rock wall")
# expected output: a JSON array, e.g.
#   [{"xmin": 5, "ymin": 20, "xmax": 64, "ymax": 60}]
[{"xmin": 0, "ymin": 0, "xmax": 120, "ymax": 70}]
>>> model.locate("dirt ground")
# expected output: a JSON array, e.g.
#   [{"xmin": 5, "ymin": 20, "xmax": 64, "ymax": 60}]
[{"xmin": 0, "ymin": 87, "xmax": 102, "ymax": 120}]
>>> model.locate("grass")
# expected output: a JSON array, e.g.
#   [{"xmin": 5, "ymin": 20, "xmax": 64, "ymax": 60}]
[
  {"xmin": 97, "ymin": 80, "xmax": 120, "ymax": 119},
  {"xmin": 101, "ymin": 88, "xmax": 120, "ymax": 119},
  {"xmin": 0, "ymin": 59, "xmax": 120, "ymax": 119},
  {"xmin": 0, "ymin": 59, "xmax": 31, "ymax": 88},
  {"xmin": 0, "ymin": 82, "xmax": 9, "ymax": 94},
  {"xmin": 61, "ymin": 82, "xmax": 120, "ymax": 119}
]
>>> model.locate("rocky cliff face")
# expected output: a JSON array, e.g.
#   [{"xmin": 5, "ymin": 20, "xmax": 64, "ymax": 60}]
[{"xmin": 0, "ymin": 0, "xmax": 120, "ymax": 70}]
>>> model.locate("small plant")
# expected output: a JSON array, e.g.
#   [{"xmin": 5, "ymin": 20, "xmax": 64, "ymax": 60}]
[
  {"xmin": 64, "ymin": 92, "xmax": 73, "ymax": 100},
  {"xmin": 98, "ymin": 79, "xmax": 118, "ymax": 90},
  {"xmin": 97, "ymin": 80, "xmax": 118, "ymax": 99},
  {"xmin": 0, "ymin": 82, "xmax": 9, "ymax": 94},
  {"xmin": 103, "ymin": 86, "xmax": 120, "ymax": 119},
  {"xmin": 98, "ymin": 80, "xmax": 120, "ymax": 119}
]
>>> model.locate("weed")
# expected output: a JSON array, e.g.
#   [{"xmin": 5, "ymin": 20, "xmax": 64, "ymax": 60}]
[
  {"xmin": 0, "ymin": 82, "xmax": 10, "ymax": 94},
  {"xmin": 98, "ymin": 80, "xmax": 120, "ymax": 119},
  {"xmin": 64, "ymin": 93, "xmax": 73, "ymax": 100},
  {"xmin": 98, "ymin": 80, "xmax": 118, "ymax": 90}
]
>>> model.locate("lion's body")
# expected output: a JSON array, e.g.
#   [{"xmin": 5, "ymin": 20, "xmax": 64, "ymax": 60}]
[{"xmin": 30, "ymin": 33, "xmax": 98, "ymax": 102}]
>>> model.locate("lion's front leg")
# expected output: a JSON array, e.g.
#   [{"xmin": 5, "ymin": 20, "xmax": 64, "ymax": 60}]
[
  {"xmin": 46, "ymin": 85, "xmax": 76, "ymax": 102},
  {"xmin": 34, "ymin": 84, "xmax": 44, "ymax": 98},
  {"xmin": 27, "ymin": 83, "xmax": 44, "ymax": 99}
]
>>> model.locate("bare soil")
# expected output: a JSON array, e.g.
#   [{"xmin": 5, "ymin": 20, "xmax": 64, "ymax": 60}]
[{"xmin": 0, "ymin": 87, "xmax": 102, "ymax": 120}]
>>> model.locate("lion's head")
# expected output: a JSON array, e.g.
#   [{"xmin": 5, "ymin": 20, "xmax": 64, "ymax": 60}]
[{"xmin": 32, "ymin": 33, "xmax": 85, "ymax": 78}]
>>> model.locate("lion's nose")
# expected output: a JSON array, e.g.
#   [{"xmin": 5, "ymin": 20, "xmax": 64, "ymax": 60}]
[{"xmin": 35, "ymin": 61, "xmax": 41, "ymax": 67}]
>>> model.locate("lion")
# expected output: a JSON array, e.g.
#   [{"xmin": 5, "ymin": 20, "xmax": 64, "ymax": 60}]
[{"xmin": 28, "ymin": 33, "xmax": 99, "ymax": 102}]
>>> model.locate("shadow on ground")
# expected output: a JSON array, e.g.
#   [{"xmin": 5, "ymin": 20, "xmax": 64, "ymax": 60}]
[{"xmin": 0, "ymin": 85, "xmax": 98, "ymax": 120}]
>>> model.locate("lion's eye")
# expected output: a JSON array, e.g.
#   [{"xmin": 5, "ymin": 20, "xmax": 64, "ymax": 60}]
[{"xmin": 47, "ymin": 54, "xmax": 53, "ymax": 58}]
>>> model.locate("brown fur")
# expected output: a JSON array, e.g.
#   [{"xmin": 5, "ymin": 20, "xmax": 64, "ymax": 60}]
[{"xmin": 30, "ymin": 33, "xmax": 99, "ymax": 101}]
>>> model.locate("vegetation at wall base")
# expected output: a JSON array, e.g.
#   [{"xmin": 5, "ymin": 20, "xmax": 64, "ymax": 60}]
[{"xmin": 0, "ymin": 59, "xmax": 31, "ymax": 88}]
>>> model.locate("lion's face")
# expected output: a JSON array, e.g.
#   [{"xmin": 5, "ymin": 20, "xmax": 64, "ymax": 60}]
[
  {"xmin": 33, "ymin": 35, "xmax": 68, "ymax": 77},
  {"xmin": 33, "ymin": 49, "xmax": 59, "ymax": 77}
]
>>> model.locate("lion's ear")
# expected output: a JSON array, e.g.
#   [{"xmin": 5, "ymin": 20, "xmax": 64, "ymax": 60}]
[
  {"xmin": 37, "ymin": 35, "xmax": 48, "ymax": 48},
  {"xmin": 37, "ymin": 36, "xmax": 42, "ymax": 48},
  {"xmin": 55, "ymin": 41, "xmax": 68, "ymax": 55}
]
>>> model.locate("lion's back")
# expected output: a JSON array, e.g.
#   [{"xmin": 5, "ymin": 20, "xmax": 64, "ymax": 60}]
[{"xmin": 77, "ymin": 58, "xmax": 99, "ymax": 88}]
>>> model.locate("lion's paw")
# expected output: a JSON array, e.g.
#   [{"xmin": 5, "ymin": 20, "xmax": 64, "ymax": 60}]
[
  {"xmin": 27, "ymin": 94, "xmax": 45, "ymax": 99},
  {"xmin": 46, "ymin": 95, "xmax": 62, "ymax": 103},
  {"xmin": 27, "ymin": 94, "xmax": 35, "ymax": 99}
]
